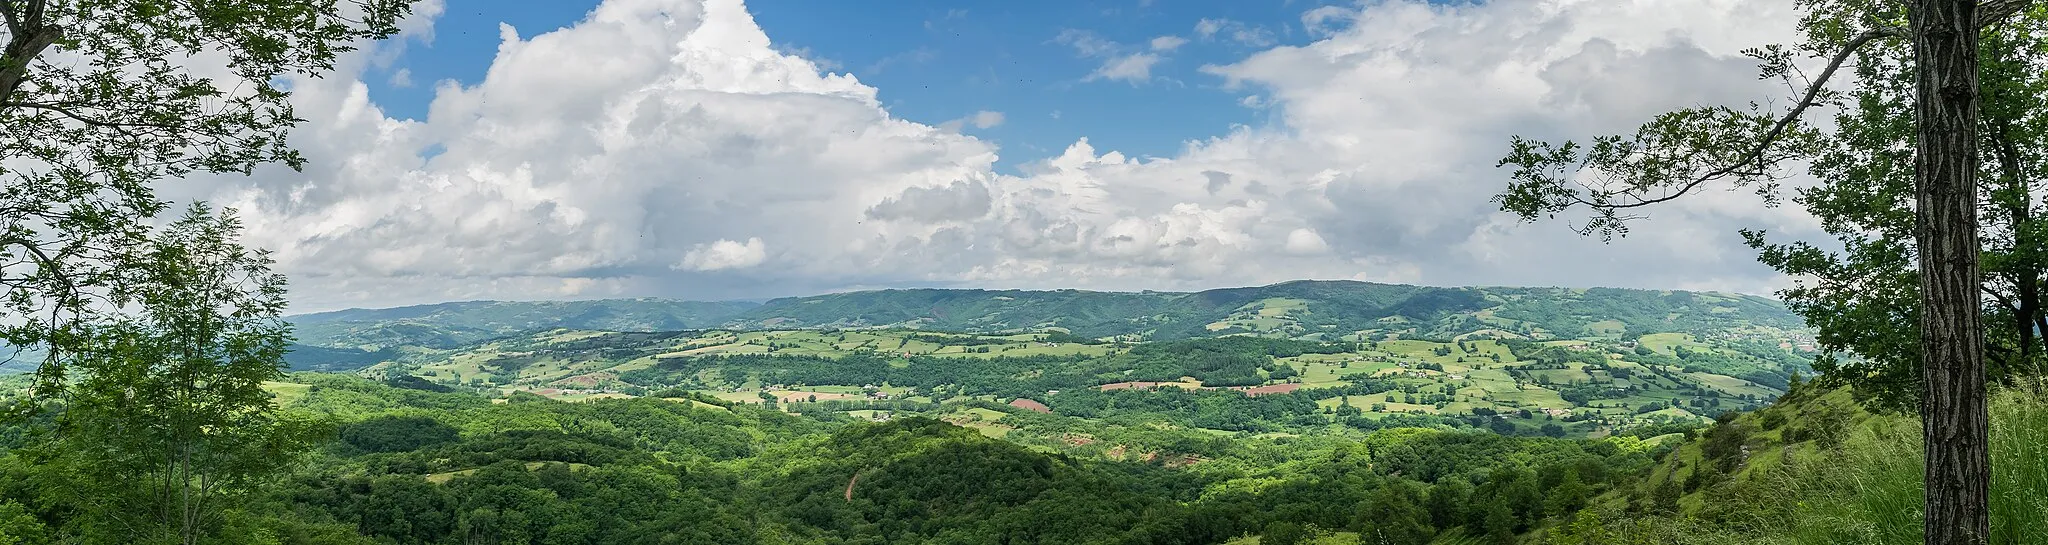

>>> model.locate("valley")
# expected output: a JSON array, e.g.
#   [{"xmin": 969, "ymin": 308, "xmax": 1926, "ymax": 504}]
[{"xmin": 281, "ymin": 281, "xmax": 1816, "ymax": 448}]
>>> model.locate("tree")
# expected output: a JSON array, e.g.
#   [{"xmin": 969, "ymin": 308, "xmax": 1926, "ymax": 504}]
[
  {"xmin": 1745, "ymin": 5, "xmax": 2048, "ymax": 407},
  {"xmin": 1481, "ymin": 502, "xmax": 1517, "ymax": 545},
  {"xmin": 32, "ymin": 206, "xmax": 317, "ymax": 544},
  {"xmin": 1649, "ymin": 478, "xmax": 1683, "ymax": 516},
  {"xmin": 1423, "ymin": 478, "xmax": 1472, "ymax": 531},
  {"xmin": 1493, "ymin": 2, "xmax": 2037, "ymax": 542},
  {"xmin": 1354, "ymin": 480, "xmax": 1433, "ymax": 545},
  {"xmin": 0, "ymin": 0, "xmax": 414, "ymax": 404},
  {"xmin": 1545, "ymin": 469, "xmax": 1590, "ymax": 517},
  {"xmin": 1262, "ymin": 521, "xmax": 1309, "ymax": 545}
]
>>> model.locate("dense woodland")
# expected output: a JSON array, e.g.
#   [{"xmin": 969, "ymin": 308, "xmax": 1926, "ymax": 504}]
[
  {"xmin": 0, "ymin": 371, "xmax": 1678, "ymax": 544},
  {"xmin": 6, "ymin": 368, "xmax": 2042, "ymax": 545}
]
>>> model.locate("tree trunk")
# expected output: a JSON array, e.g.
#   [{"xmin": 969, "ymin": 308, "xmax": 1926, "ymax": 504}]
[{"xmin": 1911, "ymin": 1, "xmax": 1990, "ymax": 544}]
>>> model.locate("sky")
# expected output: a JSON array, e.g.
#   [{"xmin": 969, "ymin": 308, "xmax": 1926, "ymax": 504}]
[{"xmin": 170, "ymin": 0, "xmax": 1832, "ymax": 313}]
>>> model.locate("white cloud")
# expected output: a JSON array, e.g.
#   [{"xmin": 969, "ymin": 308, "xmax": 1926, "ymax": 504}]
[
  {"xmin": 1059, "ymin": 29, "xmax": 1168, "ymax": 85},
  {"xmin": 969, "ymin": 110, "xmax": 1004, "ymax": 128},
  {"xmin": 184, "ymin": 0, "xmax": 1827, "ymax": 311},
  {"xmin": 388, "ymin": 68, "xmax": 413, "ymax": 88},
  {"xmin": 1088, "ymin": 53, "xmax": 1161, "ymax": 84},
  {"xmin": 939, "ymin": 110, "xmax": 1005, "ymax": 131},
  {"xmin": 1285, "ymin": 228, "xmax": 1331, "ymax": 255},
  {"xmin": 1301, "ymin": 6, "xmax": 1353, "ymax": 37},
  {"xmin": 1193, "ymin": 18, "xmax": 1275, "ymax": 46},
  {"xmin": 1054, "ymin": 29, "xmax": 1117, "ymax": 57},
  {"xmin": 679, "ymin": 238, "xmax": 768, "ymax": 271}
]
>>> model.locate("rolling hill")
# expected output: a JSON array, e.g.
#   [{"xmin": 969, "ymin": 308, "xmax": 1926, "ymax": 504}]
[
  {"xmin": 284, "ymin": 280, "xmax": 1820, "ymax": 443},
  {"xmin": 288, "ymin": 280, "xmax": 1807, "ymax": 353}
]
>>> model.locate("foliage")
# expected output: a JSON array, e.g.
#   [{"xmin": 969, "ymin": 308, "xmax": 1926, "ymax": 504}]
[
  {"xmin": 1549, "ymin": 383, "xmax": 2048, "ymax": 545},
  {"xmin": 21, "ymin": 207, "xmax": 318, "ymax": 544},
  {"xmin": 1740, "ymin": 5, "xmax": 2048, "ymax": 411},
  {"xmin": 0, "ymin": 0, "xmax": 414, "ymax": 402}
]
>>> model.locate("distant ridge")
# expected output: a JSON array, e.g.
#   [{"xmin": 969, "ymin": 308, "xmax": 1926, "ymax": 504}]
[{"xmin": 286, "ymin": 280, "xmax": 1801, "ymax": 364}]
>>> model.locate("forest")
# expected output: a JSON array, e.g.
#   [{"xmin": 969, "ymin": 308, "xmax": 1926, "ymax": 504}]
[{"xmin": 4, "ymin": 0, "xmax": 2048, "ymax": 544}]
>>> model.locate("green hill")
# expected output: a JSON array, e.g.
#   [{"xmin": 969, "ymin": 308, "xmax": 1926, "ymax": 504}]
[
  {"xmin": 289, "ymin": 280, "xmax": 1806, "ymax": 353},
  {"xmin": 1540, "ymin": 382, "xmax": 2048, "ymax": 544},
  {"xmin": 290, "ymin": 298, "xmax": 762, "ymax": 350},
  {"xmin": 284, "ymin": 281, "xmax": 1817, "ymax": 438}
]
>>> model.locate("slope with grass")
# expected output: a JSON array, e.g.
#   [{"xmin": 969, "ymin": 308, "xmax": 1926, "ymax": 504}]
[{"xmin": 1537, "ymin": 381, "xmax": 2048, "ymax": 544}]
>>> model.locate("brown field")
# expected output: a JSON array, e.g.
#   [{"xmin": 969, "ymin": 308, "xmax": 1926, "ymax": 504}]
[
  {"xmin": 1234, "ymin": 383, "xmax": 1303, "ymax": 396},
  {"xmin": 775, "ymin": 391, "xmax": 858, "ymax": 403},
  {"xmin": 1098, "ymin": 380, "xmax": 1204, "ymax": 391},
  {"xmin": 1008, "ymin": 398, "xmax": 1052, "ymax": 413}
]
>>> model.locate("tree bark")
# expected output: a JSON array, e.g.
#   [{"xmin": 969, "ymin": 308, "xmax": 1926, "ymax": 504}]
[{"xmin": 1911, "ymin": 1, "xmax": 1990, "ymax": 544}]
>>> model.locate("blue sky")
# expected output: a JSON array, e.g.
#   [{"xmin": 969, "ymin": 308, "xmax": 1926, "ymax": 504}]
[
  {"xmin": 366, "ymin": 0, "xmax": 1349, "ymax": 172},
  {"xmin": 196, "ymin": 0, "xmax": 1826, "ymax": 311}
]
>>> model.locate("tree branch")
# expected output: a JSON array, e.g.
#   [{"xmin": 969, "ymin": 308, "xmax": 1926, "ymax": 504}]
[
  {"xmin": 1597, "ymin": 27, "xmax": 1904, "ymax": 211},
  {"xmin": 1980, "ymin": 0, "xmax": 2036, "ymax": 27},
  {"xmin": 2, "ymin": 101, "xmax": 183, "ymax": 136},
  {"xmin": 1, "ymin": 2, "xmax": 23, "ymax": 36},
  {"xmin": 0, "ymin": 2, "xmax": 57, "ymax": 104},
  {"xmin": 1983, "ymin": 284, "xmax": 2020, "ymax": 314}
]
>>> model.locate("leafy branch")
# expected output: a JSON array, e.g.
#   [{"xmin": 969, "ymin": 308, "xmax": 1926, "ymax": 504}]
[{"xmin": 1494, "ymin": 0, "xmax": 2038, "ymax": 242}]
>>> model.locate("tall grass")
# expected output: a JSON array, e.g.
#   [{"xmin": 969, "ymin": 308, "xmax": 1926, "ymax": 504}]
[
  {"xmin": 1556, "ymin": 384, "xmax": 2048, "ymax": 545},
  {"xmin": 1773, "ymin": 384, "xmax": 2048, "ymax": 544},
  {"xmin": 1988, "ymin": 381, "xmax": 2048, "ymax": 542},
  {"xmin": 1782, "ymin": 408, "xmax": 1923, "ymax": 544}
]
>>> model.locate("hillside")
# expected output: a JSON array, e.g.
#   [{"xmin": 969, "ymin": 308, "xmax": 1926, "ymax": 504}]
[
  {"xmin": 220, "ymin": 372, "xmax": 1670, "ymax": 544},
  {"xmin": 284, "ymin": 281, "xmax": 1818, "ymax": 440},
  {"xmin": 342, "ymin": 329, "xmax": 1808, "ymax": 447},
  {"xmin": 727, "ymin": 282, "xmax": 1802, "ymax": 342},
  {"xmin": 290, "ymin": 299, "xmax": 762, "ymax": 350},
  {"xmin": 289, "ymin": 280, "xmax": 1807, "ymax": 352},
  {"xmin": 1537, "ymin": 382, "xmax": 2048, "ymax": 544}
]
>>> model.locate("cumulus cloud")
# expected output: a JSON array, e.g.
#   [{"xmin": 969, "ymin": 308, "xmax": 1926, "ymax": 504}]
[
  {"xmin": 679, "ymin": 238, "xmax": 768, "ymax": 271},
  {"xmin": 1058, "ymin": 29, "xmax": 1167, "ymax": 85},
  {"xmin": 183, "ymin": 0, "xmax": 1827, "ymax": 311},
  {"xmin": 1285, "ymin": 228, "xmax": 1331, "ymax": 255},
  {"xmin": 938, "ymin": 110, "xmax": 1004, "ymax": 131},
  {"xmin": 865, "ymin": 179, "xmax": 994, "ymax": 222}
]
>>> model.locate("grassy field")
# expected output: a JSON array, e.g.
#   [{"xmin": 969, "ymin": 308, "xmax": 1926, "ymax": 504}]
[
  {"xmin": 1636, "ymin": 332, "xmax": 1698, "ymax": 355},
  {"xmin": 941, "ymin": 407, "xmax": 1015, "ymax": 438},
  {"xmin": 367, "ymin": 325, "xmax": 1793, "ymax": 437},
  {"xmin": 263, "ymin": 381, "xmax": 311, "ymax": 406}
]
